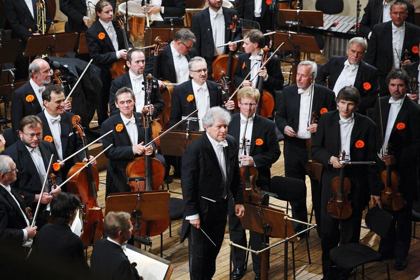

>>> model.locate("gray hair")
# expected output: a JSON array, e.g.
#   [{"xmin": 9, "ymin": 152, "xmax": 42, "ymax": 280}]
[
  {"xmin": 202, "ymin": 106, "xmax": 231, "ymax": 128},
  {"xmin": 174, "ymin": 28, "xmax": 196, "ymax": 43},
  {"xmin": 104, "ymin": 211, "xmax": 132, "ymax": 238},
  {"xmin": 28, "ymin": 58, "xmax": 46, "ymax": 76},
  {"xmin": 347, "ymin": 37, "xmax": 367, "ymax": 51},
  {"xmin": 188, "ymin": 56, "xmax": 207, "ymax": 71},
  {"xmin": 0, "ymin": 155, "xmax": 13, "ymax": 174},
  {"xmin": 298, "ymin": 60, "xmax": 317, "ymax": 79}
]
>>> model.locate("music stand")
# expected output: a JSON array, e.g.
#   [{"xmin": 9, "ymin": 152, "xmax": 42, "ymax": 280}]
[
  {"xmin": 24, "ymin": 32, "xmax": 79, "ymax": 57},
  {"xmin": 159, "ymin": 130, "xmax": 203, "ymax": 157},
  {"xmin": 277, "ymin": 9, "xmax": 323, "ymax": 29}
]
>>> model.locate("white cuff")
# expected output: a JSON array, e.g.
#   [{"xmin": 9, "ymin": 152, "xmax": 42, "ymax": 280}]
[
  {"xmin": 22, "ymin": 229, "xmax": 28, "ymax": 242},
  {"xmin": 185, "ymin": 214, "xmax": 199, "ymax": 220}
]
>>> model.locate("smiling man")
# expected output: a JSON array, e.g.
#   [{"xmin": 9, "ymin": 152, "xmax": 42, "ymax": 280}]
[{"xmin": 317, "ymin": 37, "xmax": 379, "ymax": 115}]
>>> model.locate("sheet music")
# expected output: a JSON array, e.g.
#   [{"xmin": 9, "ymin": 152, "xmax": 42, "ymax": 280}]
[{"xmin": 125, "ymin": 247, "xmax": 170, "ymax": 280}]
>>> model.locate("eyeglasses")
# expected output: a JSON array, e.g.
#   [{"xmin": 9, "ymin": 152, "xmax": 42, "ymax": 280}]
[
  {"xmin": 191, "ymin": 68, "xmax": 208, "ymax": 73},
  {"xmin": 181, "ymin": 41, "xmax": 193, "ymax": 49},
  {"xmin": 22, "ymin": 132, "xmax": 42, "ymax": 139},
  {"xmin": 7, "ymin": 168, "xmax": 18, "ymax": 174}
]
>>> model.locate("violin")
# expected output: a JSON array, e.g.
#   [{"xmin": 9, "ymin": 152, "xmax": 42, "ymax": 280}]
[
  {"xmin": 110, "ymin": 14, "xmax": 130, "ymax": 79},
  {"xmin": 327, "ymin": 151, "xmax": 353, "ymax": 220},
  {"xmin": 256, "ymin": 47, "xmax": 275, "ymax": 118},
  {"xmin": 66, "ymin": 115, "xmax": 104, "ymax": 247},
  {"xmin": 380, "ymin": 146, "xmax": 405, "ymax": 211}
]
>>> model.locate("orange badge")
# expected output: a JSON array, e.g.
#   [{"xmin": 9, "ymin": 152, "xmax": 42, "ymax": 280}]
[
  {"xmin": 255, "ymin": 138, "xmax": 264, "ymax": 146},
  {"xmin": 52, "ymin": 162, "xmax": 61, "ymax": 172},
  {"xmin": 25, "ymin": 94, "xmax": 35, "ymax": 103},
  {"xmin": 44, "ymin": 135, "xmax": 53, "ymax": 143},
  {"xmin": 115, "ymin": 123, "xmax": 124, "ymax": 132},
  {"xmin": 362, "ymin": 82, "xmax": 372, "ymax": 91},
  {"xmin": 412, "ymin": 45, "xmax": 419, "ymax": 54},
  {"xmin": 186, "ymin": 94, "xmax": 195, "ymax": 103},
  {"xmin": 396, "ymin": 122, "xmax": 406, "ymax": 130},
  {"xmin": 266, "ymin": 0, "xmax": 273, "ymax": 5},
  {"xmin": 320, "ymin": 107, "xmax": 328, "ymax": 115},
  {"xmin": 355, "ymin": 140, "xmax": 365, "ymax": 149},
  {"xmin": 98, "ymin": 32, "xmax": 106, "ymax": 40}
]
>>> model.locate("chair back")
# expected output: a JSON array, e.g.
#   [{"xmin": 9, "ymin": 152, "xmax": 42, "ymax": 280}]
[{"xmin": 365, "ymin": 206, "xmax": 393, "ymax": 238}]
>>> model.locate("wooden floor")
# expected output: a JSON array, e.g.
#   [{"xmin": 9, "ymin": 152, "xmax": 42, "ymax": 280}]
[{"xmin": 95, "ymin": 143, "xmax": 420, "ymax": 280}]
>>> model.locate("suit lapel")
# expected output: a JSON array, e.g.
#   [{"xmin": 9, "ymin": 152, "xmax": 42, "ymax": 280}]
[
  {"xmin": 60, "ymin": 116, "xmax": 71, "ymax": 156},
  {"xmin": 17, "ymin": 141, "xmax": 41, "ymax": 185},
  {"xmin": 223, "ymin": 8, "xmax": 231, "ymax": 43},
  {"xmin": 0, "ymin": 187, "xmax": 27, "ymax": 225},
  {"xmin": 332, "ymin": 112, "xmax": 341, "ymax": 155},
  {"xmin": 116, "ymin": 114, "xmax": 132, "ymax": 145},
  {"xmin": 250, "ymin": 115, "xmax": 260, "ymax": 154},
  {"xmin": 167, "ymin": 47, "xmax": 177, "ymax": 82}
]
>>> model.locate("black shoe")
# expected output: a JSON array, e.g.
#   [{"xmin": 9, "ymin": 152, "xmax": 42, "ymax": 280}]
[
  {"xmin": 394, "ymin": 260, "xmax": 408, "ymax": 271},
  {"xmin": 232, "ymin": 268, "xmax": 245, "ymax": 280}
]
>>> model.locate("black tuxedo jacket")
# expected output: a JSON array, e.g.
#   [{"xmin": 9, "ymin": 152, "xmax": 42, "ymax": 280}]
[
  {"xmin": 11, "ymin": 81, "xmax": 43, "ymax": 131},
  {"xmin": 233, "ymin": 52, "xmax": 284, "ymax": 93},
  {"xmin": 275, "ymin": 84, "xmax": 336, "ymax": 135},
  {"xmin": 3, "ymin": 140, "xmax": 60, "ymax": 205},
  {"xmin": 191, "ymin": 7, "xmax": 241, "ymax": 61},
  {"xmin": 29, "ymin": 223, "xmax": 89, "ymax": 280},
  {"xmin": 4, "ymin": 0, "xmax": 52, "ymax": 41},
  {"xmin": 235, "ymin": 0, "xmax": 270, "ymax": 20},
  {"xmin": 155, "ymin": 44, "xmax": 190, "ymax": 83},
  {"xmin": 312, "ymin": 111, "xmax": 378, "ymax": 209},
  {"xmin": 228, "ymin": 113, "xmax": 280, "ymax": 188},
  {"xmin": 371, "ymin": 96, "xmax": 420, "ymax": 198},
  {"xmin": 359, "ymin": 0, "xmax": 415, "ymax": 38},
  {"xmin": 91, "ymin": 238, "xmax": 139, "ymax": 280},
  {"xmin": 109, "ymin": 72, "xmax": 164, "ymax": 117},
  {"xmin": 316, "ymin": 56, "xmax": 379, "ymax": 114},
  {"xmin": 170, "ymin": 80, "xmax": 224, "ymax": 131},
  {"xmin": 181, "ymin": 134, "xmax": 243, "ymax": 241},
  {"xmin": 161, "ymin": 0, "xmax": 185, "ymax": 18},
  {"xmin": 101, "ymin": 113, "xmax": 147, "ymax": 195}
]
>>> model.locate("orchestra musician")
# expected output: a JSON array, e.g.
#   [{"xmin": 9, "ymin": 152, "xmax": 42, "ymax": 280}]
[
  {"xmin": 100, "ymin": 87, "xmax": 154, "ymax": 196},
  {"xmin": 402, "ymin": 41, "xmax": 420, "ymax": 102},
  {"xmin": 276, "ymin": 61, "xmax": 336, "ymax": 236},
  {"xmin": 234, "ymin": 0, "xmax": 275, "ymax": 32},
  {"xmin": 60, "ymin": 0, "xmax": 116, "ymax": 32},
  {"xmin": 143, "ymin": 0, "xmax": 185, "ymax": 25},
  {"xmin": 365, "ymin": 0, "xmax": 420, "ymax": 95},
  {"xmin": 0, "ymin": 155, "xmax": 37, "ymax": 280},
  {"xmin": 3, "ymin": 115, "xmax": 62, "ymax": 227},
  {"xmin": 28, "ymin": 193, "xmax": 90, "ymax": 280},
  {"xmin": 170, "ymin": 56, "xmax": 235, "ymax": 132},
  {"xmin": 316, "ymin": 37, "xmax": 379, "ymax": 115},
  {"xmin": 233, "ymin": 29, "xmax": 284, "ymax": 102},
  {"xmin": 109, "ymin": 48, "xmax": 164, "ymax": 118},
  {"xmin": 86, "ymin": 0, "xmax": 132, "ymax": 125},
  {"xmin": 359, "ymin": 0, "xmax": 415, "ymax": 39},
  {"xmin": 312, "ymin": 86, "xmax": 377, "ymax": 279},
  {"xmin": 181, "ymin": 106, "xmax": 244, "ymax": 280},
  {"xmin": 370, "ymin": 69, "xmax": 420, "ymax": 271},
  {"xmin": 191, "ymin": 0, "xmax": 240, "ymax": 76},
  {"xmin": 155, "ymin": 28, "xmax": 196, "ymax": 84},
  {"xmin": 227, "ymin": 86, "xmax": 280, "ymax": 280},
  {"xmin": 90, "ymin": 211, "xmax": 141, "ymax": 280}
]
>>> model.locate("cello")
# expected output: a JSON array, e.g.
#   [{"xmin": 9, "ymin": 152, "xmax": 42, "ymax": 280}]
[
  {"xmin": 66, "ymin": 115, "xmax": 104, "ymax": 247},
  {"xmin": 256, "ymin": 47, "xmax": 275, "ymax": 118}
]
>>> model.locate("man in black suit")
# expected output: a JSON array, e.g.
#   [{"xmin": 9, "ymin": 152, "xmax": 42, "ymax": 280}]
[
  {"xmin": 109, "ymin": 49, "xmax": 164, "ymax": 117},
  {"xmin": 191, "ymin": 0, "xmax": 240, "ymax": 75},
  {"xmin": 155, "ymin": 28, "xmax": 196, "ymax": 84},
  {"xmin": 0, "ymin": 155, "xmax": 37, "ymax": 280},
  {"xmin": 181, "ymin": 106, "xmax": 244, "ymax": 280},
  {"xmin": 29, "ymin": 193, "xmax": 90, "ymax": 280},
  {"xmin": 365, "ymin": 1, "xmax": 420, "ymax": 95},
  {"xmin": 370, "ymin": 69, "xmax": 420, "ymax": 271},
  {"xmin": 3, "ymin": 115, "xmax": 61, "ymax": 224},
  {"xmin": 60, "ymin": 0, "xmax": 116, "ymax": 32},
  {"xmin": 235, "ymin": 0, "xmax": 274, "ymax": 32},
  {"xmin": 276, "ymin": 60, "xmax": 336, "ymax": 235},
  {"xmin": 312, "ymin": 86, "xmax": 377, "ymax": 279},
  {"xmin": 86, "ymin": 0, "xmax": 131, "ymax": 125},
  {"xmin": 359, "ymin": 0, "xmax": 415, "ymax": 39},
  {"xmin": 91, "ymin": 211, "xmax": 140, "ymax": 280},
  {"xmin": 227, "ymin": 86, "xmax": 280, "ymax": 279},
  {"xmin": 316, "ymin": 37, "xmax": 379, "ymax": 115},
  {"xmin": 170, "ymin": 56, "xmax": 235, "ymax": 131},
  {"xmin": 233, "ymin": 29, "xmax": 284, "ymax": 108},
  {"xmin": 101, "ymin": 87, "xmax": 154, "ymax": 195},
  {"xmin": 143, "ymin": 0, "xmax": 185, "ymax": 25}
]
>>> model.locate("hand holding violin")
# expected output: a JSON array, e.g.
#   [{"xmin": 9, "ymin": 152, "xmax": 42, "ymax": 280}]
[
  {"xmin": 228, "ymin": 41, "xmax": 237, "ymax": 52},
  {"xmin": 35, "ymin": 192, "xmax": 53, "ymax": 204},
  {"xmin": 329, "ymin": 156, "xmax": 344, "ymax": 169},
  {"xmin": 64, "ymin": 100, "xmax": 72, "ymax": 112},
  {"xmin": 258, "ymin": 67, "xmax": 268, "ymax": 80},
  {"xmin": 117, "ymin": 49, "xmax": 128, "ymax": 60},
  {"xmin": 142, "ymin": 104, "xmax": 154, "ymax": 115},
  {"xmin": 25, "ymin": 226, "xmax": 37, "ymax": 239},
  {"xmin": 239, "ymin": 155, "xmax": 254, "ymax": 167},
  {"xmin": 50, "ymin": 185, "xmax": 62, "ymax": 197},
  {"xmin": 235, "ymin": 204, "xmax": 245, "ymax": 218},
  {"xmin": 224, "ymin": 100, "xmax": 235, "ymax": 110},
  {"xmin": 307, "ymin": 123, "xmax": 318, "ymax": 134},
  {"xmin": 382, "ymin": 154, "xmax": 395, "ymax": 166},
  {"xmin": 284, "ymin": 125, "xmax": 297, "ymax": 137}
]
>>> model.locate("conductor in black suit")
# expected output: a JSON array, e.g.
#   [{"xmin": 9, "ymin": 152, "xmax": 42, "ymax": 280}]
[
  {"xmin": 101, "ymin": 87, "xmax": 154, "ymax": 195},
  {"xmin": 365, "ymin": 1, "xmax": 420, "ymax": 95},
  {"xmin": 91, "ymin": 211, "xmax": 141, "ymax": 280},
  {"xmin": 109, "ymin": 49, "xmax": 164, "ymax": 118},
  {"xmin": 191, "ymin": 0, "xmax": 240, "ymax": 75},
  {"xmin": 359, "ymin": 0, "xmax": 415, "ymax": 39},
  {"xmin": 276, "ymin": 60, "xmax": 336, "ymax": 235},
  {"xmin": 0, "ymin": 155, "xmax": 37, "ymax": 280},
  {"xmin": 181, "ymin": 106, "xmax": 245, "ymax": 280},
  {"xmin": 316, "ymin": 37, "xmax": 379, "ymax": 115},
  {"xmin": 312, "ymin": 87, "xmax": 378, "ymax": 279}
]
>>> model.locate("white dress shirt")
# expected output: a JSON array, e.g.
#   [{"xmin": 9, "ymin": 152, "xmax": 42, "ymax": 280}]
[
  {"xmin": 381, "ymin": 97, "xmax": 404, "ymax": 155},
  {"xmin": 297, "ymin": 86, "xmax": 313, "ymax": 139},
  {"xmin": 44, "ymin": 110, "xmax": 63, "ymax": 160},
  {"xmin": 392, "ymin": 22, "xmax": 405, "ymax": 69},
  {"xmin": 339, "ymin": 115, "xmax": 355, "ymax": 161},
  {"xmin": 239, "ymin": 113, "xmax": 254, "ymax": 157},
  {"xmin": 26, "ymin": 146, "xmax": 47, "ymax": 189},
  {"xmin": 29, "ymin": 79, "xmax": 45, "ymax": 109},
  {"xmin": 99, "ymin": 19, "xmax": 119, "ymax": 53},
  {"xmin": 382, "ymin": 1, "xmax": 392, "ymax": 23},
  {"xmin": 121, "ymin": 113, "xmax": 138, "ymax": 147},
  {"xmin": 170, "ymin": 42, "xmax": 189, "ymax": 84},
  {"xmin": 129, "ymin": 71, "xmax": 145, "ymax": 113},
  {"xmin": 254, "ymin": 0, "xmax": 262, "ymax": 17},
  {"xmin": 209, "ymin": 7, "xmax": 226, "ymax": 55},
  {"xmin": 150, "ymin": 0, "xmax": 164, "ymax": 21},
  {"xmin": 333, "ymin": 60, "xmax": 359, "ymax": 96},
  {"xmin": 192, "ymin": 80, "xmax": 210, "ymax": 131},
  {"xmin": 24, "ymin": 0, "xmax": 35, "ymax": 18},
  {"xmin": 249, "ymin": 54, "xmax": 262, "ymax": 88}
]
